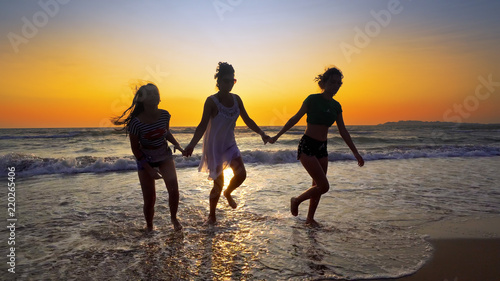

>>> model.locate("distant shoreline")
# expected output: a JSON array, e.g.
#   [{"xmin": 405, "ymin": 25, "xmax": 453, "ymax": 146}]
[
  {"xmin": 1, "ymin": 120, "xmax": 500, "ymax": 130},
  {"xmin": 377, "ymin": 120, "xmax": 500, "ymax": 126}
]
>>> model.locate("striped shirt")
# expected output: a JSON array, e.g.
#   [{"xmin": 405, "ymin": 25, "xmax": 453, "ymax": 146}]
[{"xmin": 128, "ymin": 109, "xmax": 170, "ymax": 147}]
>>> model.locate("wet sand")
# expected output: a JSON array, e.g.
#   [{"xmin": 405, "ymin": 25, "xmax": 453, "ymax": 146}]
[
  {"xmin": 374, "ymin": 216, "xmax": 500, "ymax": 281},
  {"xmin": 392, "ymin": 238, "xmax": 500, "ymax": 281}
]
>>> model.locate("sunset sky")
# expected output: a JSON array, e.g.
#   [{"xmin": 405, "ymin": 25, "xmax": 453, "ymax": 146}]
[{"xmin": 1, "ymin": 0, "xmax": 499, "ymax": 128}]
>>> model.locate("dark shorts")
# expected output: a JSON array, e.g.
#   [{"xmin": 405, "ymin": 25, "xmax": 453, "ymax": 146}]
[
  {"xmin": 297, "ymin": 134, "xmax": 328, "ymax": 160},
  {"xmin": 137, "ymin": 160, "xmax": 162, "ymax": 171},
  {"xmin": 136, "ymin": 146, "xmax": 173, "ymax": 170}
]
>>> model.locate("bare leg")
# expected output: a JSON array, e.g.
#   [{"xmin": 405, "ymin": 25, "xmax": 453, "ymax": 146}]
[
  {"xmin": 138, "ymin": 169, "xmax": 156, "ymax": 232},
  {"xmin": 207, "ymin": 169, "xmax": 224, "ymax": 224},
  {"xmin": 294, "ymin": 155, "xmax": 329, "ymax": 226},
  {"xmin": 305, "ymin": 157, "xmax": 328, "ymax": 226},
  {"xmin": 223, "ymin": 157, "xmax": 246, "ymax": 209},
  {"xmin": 159, "ymin": 159, "xmax": 182, "ymax": 231},
  {"xmin": 290, "ymin": 197, "xmax": 299, "ymax": 216}
]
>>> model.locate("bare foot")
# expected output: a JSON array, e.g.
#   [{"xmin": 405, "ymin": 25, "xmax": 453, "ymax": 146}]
[
  {"xmin": 145, "ymin": 225, "xmax": 155, "ymax": 234},
  {"xmin": 205, "ymin": 215, "xmax": 217, "ymax": 225},
  {"xmin": 172, "ymin": 218, "xmax": 183, "ymax": 231},
  {"xmin": 223, "ymin": 190, "xmax": 237, "ymax": 209},
  {"xmin": 290, "ymin": 197, "xmax": 299, "ymax": 216},
  {"xmin": 305, "ymin": 219, "xmax": 320, "ymax": 228}
]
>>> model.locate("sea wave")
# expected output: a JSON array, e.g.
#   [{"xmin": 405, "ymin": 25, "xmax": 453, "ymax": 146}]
[
  {"xmin": 2, "ymin": 144, "xmax": 499, "ymax": 177},
  {"xmin": 0, "ymin": 132, "xmax": 82, "ymax": 140},
  {"xmin": 0, "ymin": 127, "xmax": 199, "ymax": 141}
]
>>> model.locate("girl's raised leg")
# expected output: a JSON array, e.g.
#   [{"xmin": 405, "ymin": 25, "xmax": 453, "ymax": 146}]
[{"xmin": 223, "ymin": 157, "xmax": 246, "ymax": 209}]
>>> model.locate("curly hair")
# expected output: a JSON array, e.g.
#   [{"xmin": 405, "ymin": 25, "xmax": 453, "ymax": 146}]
[
  {"xmin": 314, "ymin": 66, "xmax": 344, "ymax": 90},
  {"xmin": 214, "ymin": 62, "xmax": 235, "ymax": 89}
]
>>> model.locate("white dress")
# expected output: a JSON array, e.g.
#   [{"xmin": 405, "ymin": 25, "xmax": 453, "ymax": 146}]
[{"xmin": 199, "ymin": 94, "xmax": 241, "ymax": 180}]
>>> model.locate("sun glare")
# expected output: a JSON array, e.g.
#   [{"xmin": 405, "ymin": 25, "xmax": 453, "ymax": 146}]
[{"xmin": 223, "ymin": 168, "xmax": 234, "ymax": 187}]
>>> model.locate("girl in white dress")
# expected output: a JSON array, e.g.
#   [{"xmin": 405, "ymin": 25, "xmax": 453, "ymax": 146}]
[{"xmin": 185, "ymin": 62, "xmax": 270, "ymax": 224}]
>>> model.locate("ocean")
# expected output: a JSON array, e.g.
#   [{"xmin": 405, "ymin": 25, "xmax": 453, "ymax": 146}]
[{"xmin": 1, "ymin": 122, "xmax": 500, "ymax": 280}]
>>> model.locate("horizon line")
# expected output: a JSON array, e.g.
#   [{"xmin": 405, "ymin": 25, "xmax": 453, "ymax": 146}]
[{"xmin": 2, "ymin": 120, "xmax": 500, "ymax": 130}]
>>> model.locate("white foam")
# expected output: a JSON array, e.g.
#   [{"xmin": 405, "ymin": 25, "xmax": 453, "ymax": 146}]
[{"xmin": 2, "ymin": 144, "xmax": 500, "ymax": 177}]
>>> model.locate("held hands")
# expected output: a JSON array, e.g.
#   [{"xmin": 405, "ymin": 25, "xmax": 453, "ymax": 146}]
[
  {"xmin": 268, "ymin": 135, "xmax": 279, "ymax": 144},
  {"xmin": 173, "ymin": 144, "xmax": 185, "ymax": 155},
  {"xmin": 183, "ymin": 144, "xmax": 195, "ymax": 157},
  {"xmin": 261, "ymin": 134, "xmax": 272, "ymax": 144},
  {"xmin": 172, "ymin": 143, "xmax": 191, "ymax": 157}
]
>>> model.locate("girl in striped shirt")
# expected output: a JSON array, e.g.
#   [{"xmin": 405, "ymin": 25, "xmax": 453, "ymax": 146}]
[{"xmin": 114, "ymin": 83, "xmax": 183, "ymax": 232}]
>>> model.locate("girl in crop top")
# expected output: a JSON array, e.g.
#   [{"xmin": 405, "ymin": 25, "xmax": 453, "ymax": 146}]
[
  {"xmin": 113, "ymin": 83, "xmax": 183, "ymax": 232},
  {"xmin": 270, "ymin": 66, "xmax": 364, "ymax": 227},
  {"xmin": 184, "ymin": 62, "xmax": 271, "ymax": 225}
]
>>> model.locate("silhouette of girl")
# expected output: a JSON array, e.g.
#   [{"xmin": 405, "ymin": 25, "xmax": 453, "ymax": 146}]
[
  {"xmin": 114, "ymin": 83, "xmax": 183, "ymax": 231},
  {"xmin": 270, "ymin": 67, "xmax": 364, "ymax": 227},
  {"xmin": 184, "ymin": 62, "xmax": 270, "ymax": 224}
]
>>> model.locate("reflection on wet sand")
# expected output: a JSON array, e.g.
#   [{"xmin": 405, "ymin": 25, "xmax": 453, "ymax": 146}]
[{"xmin": 135, "ymin": 208, "xmax": 259, "ymax": 280}]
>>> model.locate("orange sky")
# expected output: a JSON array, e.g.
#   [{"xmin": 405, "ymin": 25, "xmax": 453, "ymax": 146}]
[{"xmin": 1, "ymin": 1, "xmax": 499, "ymax": 128}]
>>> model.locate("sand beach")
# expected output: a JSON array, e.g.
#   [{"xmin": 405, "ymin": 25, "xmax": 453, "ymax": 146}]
[
  {"xmin": 370, "ymin": 217, "xmax": 500, "ymax": 281},
  {"xmin": 1, "ymin": 124, "xmax": 499, "ymax": 280}
]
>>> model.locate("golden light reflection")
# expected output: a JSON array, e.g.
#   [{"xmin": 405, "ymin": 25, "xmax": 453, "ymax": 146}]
[
  {"xmin": 222, "ymin": 167, "xmax": 234, "ymax": 188},
  {"xmin": 210, "ymin": 237, "xmax": 252, "ymax": 279}
]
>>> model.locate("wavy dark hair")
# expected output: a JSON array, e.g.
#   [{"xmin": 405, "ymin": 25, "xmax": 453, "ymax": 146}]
[
  {"xmin": 314, "ymin": 66, "xmax": 344, "ymax": 90},
  {"xmin": 214, "ymin": 62, "xmax": 235, "ymax": 89},
  {"xmin": 112, "ymin": 83, "xmax": 158, "ymax": 132}
]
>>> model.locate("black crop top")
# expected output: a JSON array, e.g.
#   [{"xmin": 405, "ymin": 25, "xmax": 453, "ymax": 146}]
[{"xmin": 304, "ymin": 94, "xmax": 342, "ymax": 127}]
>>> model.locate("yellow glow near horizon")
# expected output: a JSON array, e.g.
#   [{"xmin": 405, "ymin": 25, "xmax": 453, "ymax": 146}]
[
  {"xmin": 2, "ymin": 48, "xmax": 499, "ymax": 128},
  {"xmin": 1, "ymin": 2, "xmax": 499, "ymax": 128}
]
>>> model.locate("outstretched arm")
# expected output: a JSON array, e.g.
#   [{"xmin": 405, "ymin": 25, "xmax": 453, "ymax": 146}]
[
  {"xmin": 236, "ymin": 95, "xmax": 270, "ymax": 144},
  {"xmin": 270, "ymin": 101, "xmax": 308, "ymax": 143},
  {"xmin": 184, "ymin": 98, "xmax": 215, "ymax": 156},
  {"xmin": 336, "ymin": 112, "xmax": 364, "ymax": 167}
]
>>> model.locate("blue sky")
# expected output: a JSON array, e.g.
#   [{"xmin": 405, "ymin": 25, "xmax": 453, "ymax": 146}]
[{"xmin": 1, "ymin": 0, "xmax": 500, "ymax": 127}]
